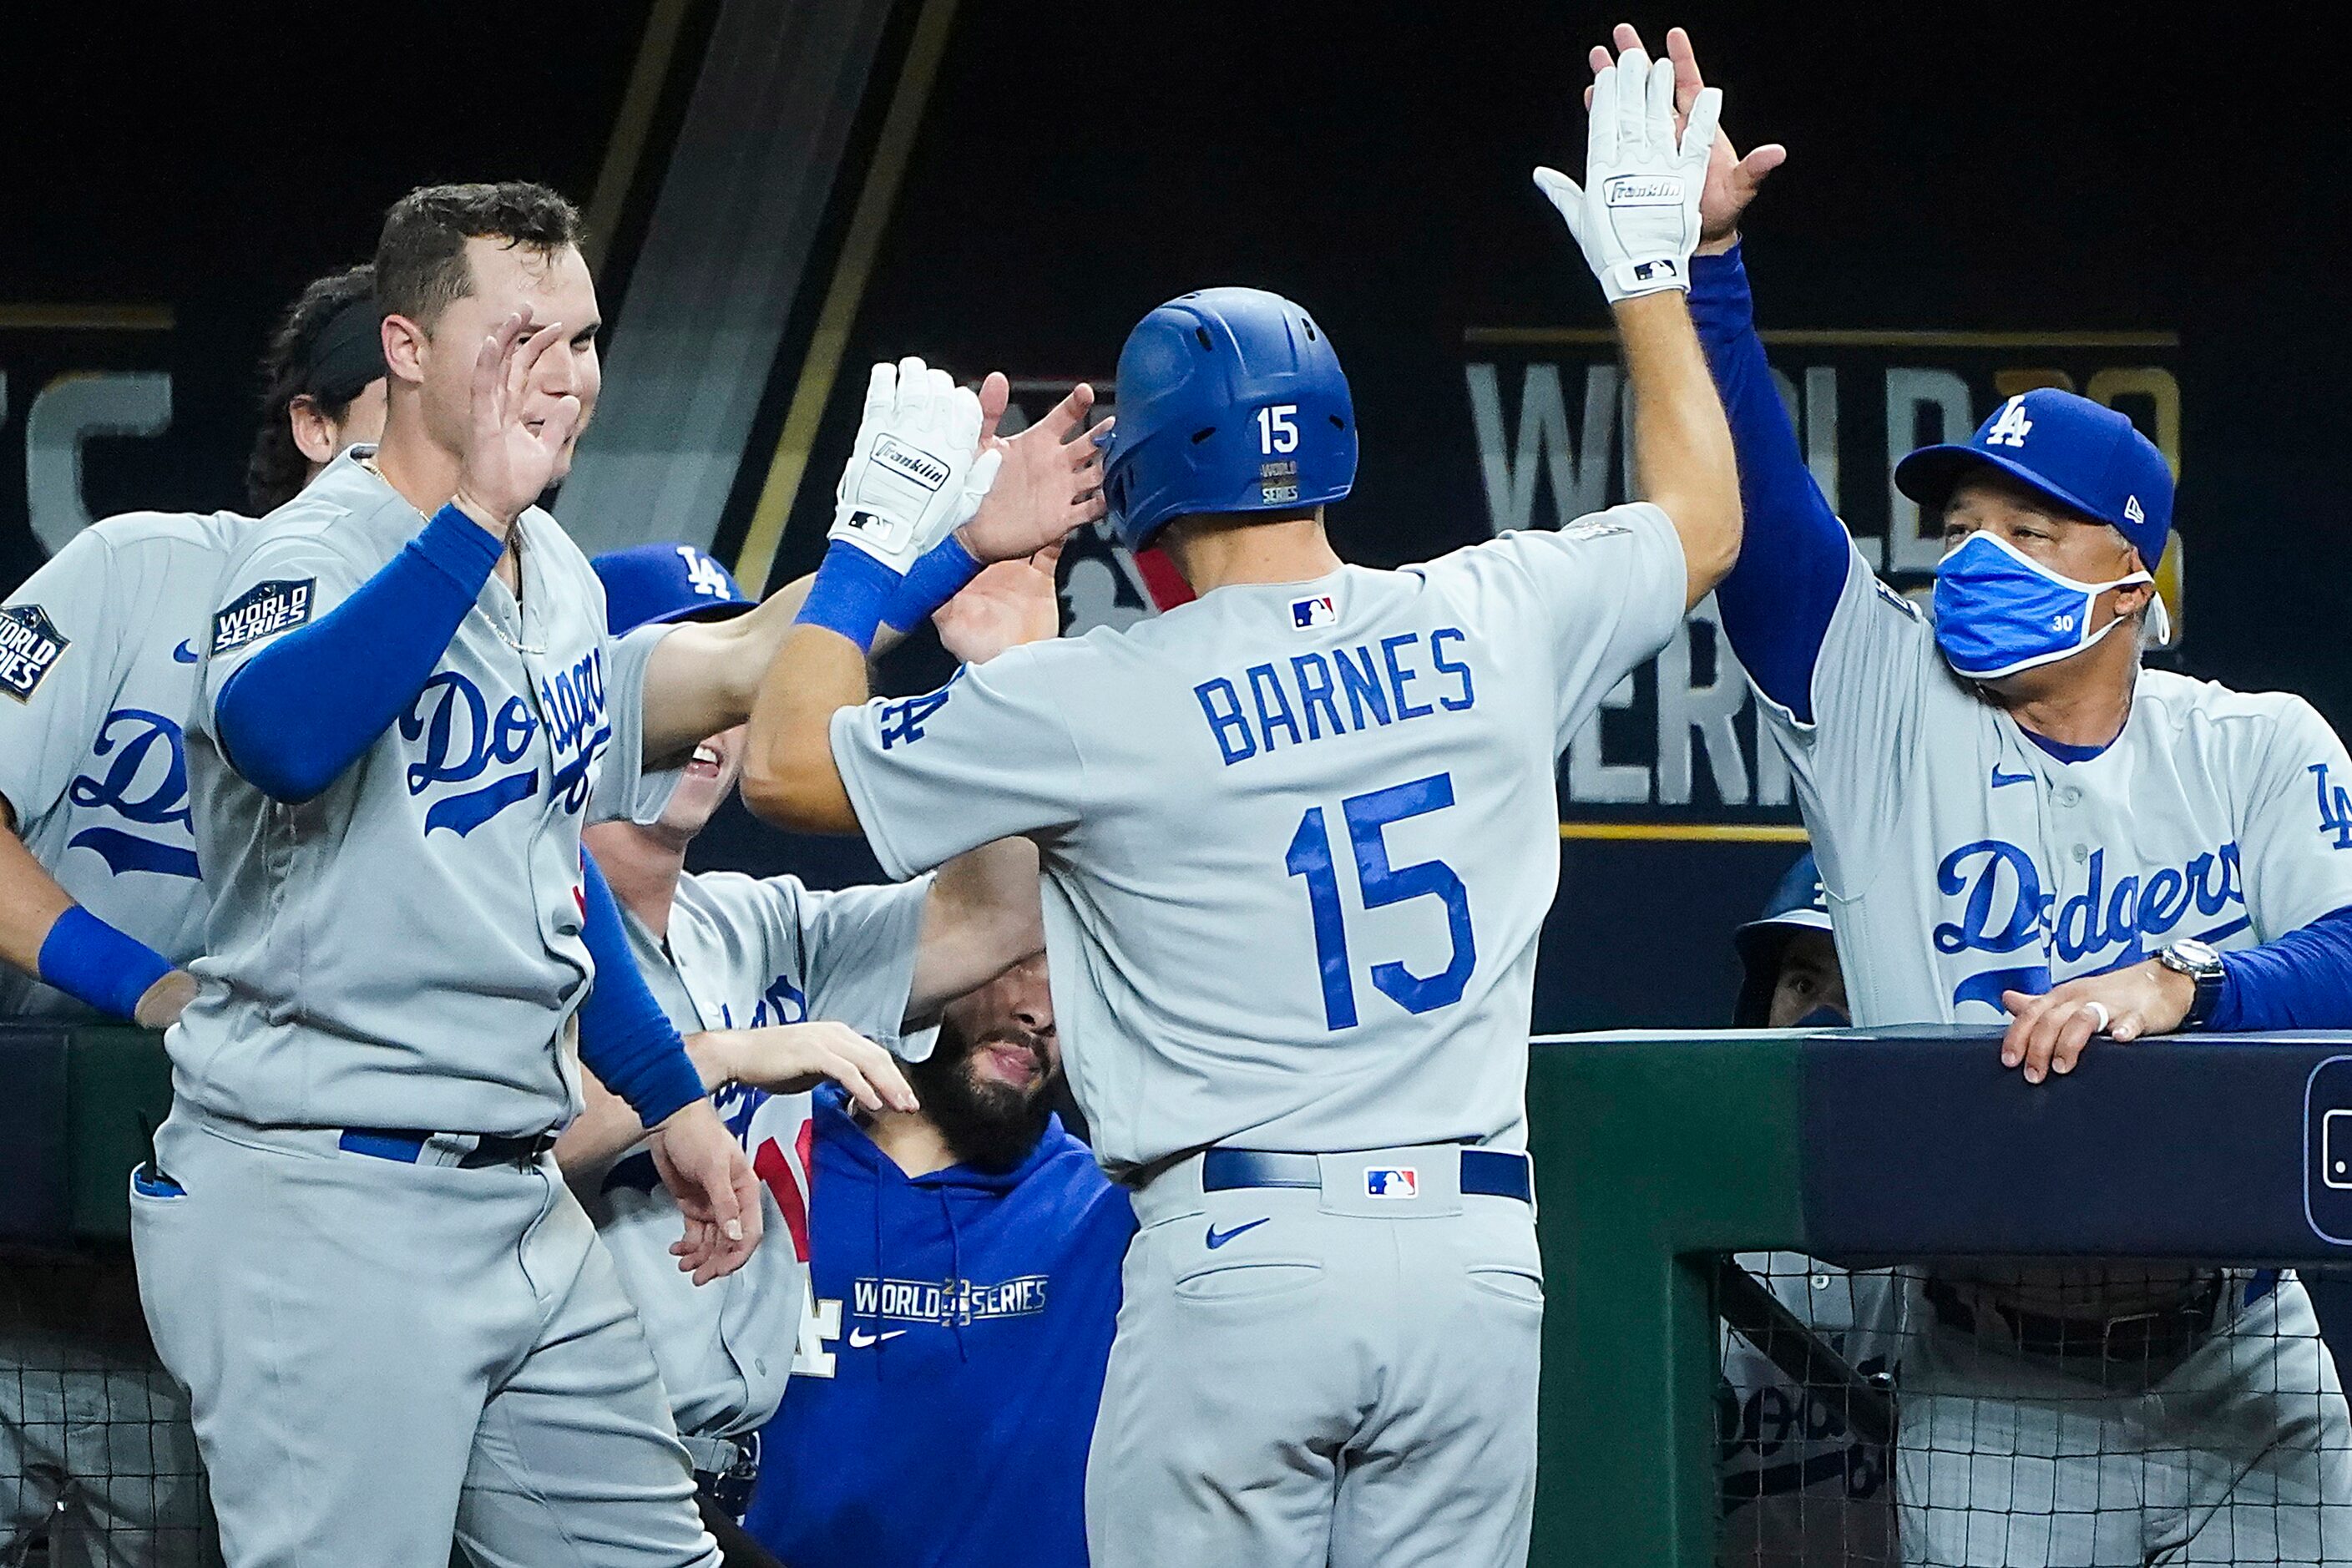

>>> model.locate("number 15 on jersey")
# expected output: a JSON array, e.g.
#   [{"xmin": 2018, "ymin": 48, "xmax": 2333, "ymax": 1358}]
[{"xmin": 1284, "ymin": 771, "xmax": 1476, "ymax": 1030}]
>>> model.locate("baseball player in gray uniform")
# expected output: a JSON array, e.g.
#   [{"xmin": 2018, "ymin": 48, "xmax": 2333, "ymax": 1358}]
[
  {"xmin": 2, "ymin": 261, "xmax": 383, "ymax": 1568},
  {"xmin": 555, "ymin": 539, "xmax": 1055, "ymax": 1535},
  {"xmin": 0, "ymin": 264, "xmax": 383, "ymax": 1029},
  {"xmin": 127, "ymin": 183, "xmax": 1098, "ymax": 1568},
  {"xmin": 1666, "ymin": 24, "xmax": 2352, "ymax": 1564},
  {"xmin": 736, "ymin": 39, "xmax": 1740, "ymax": 1566}
]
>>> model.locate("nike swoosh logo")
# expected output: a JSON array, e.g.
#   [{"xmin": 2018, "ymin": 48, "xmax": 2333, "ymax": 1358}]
[
  {"xmin": 173, "ymin": 640, "xmax": 200, "ymax": 664},
  {"xmin": 847, "ymin": 1328, "xmax": 908, "ymax": 1348},
  {"xmin": 1205, "ymin": 1217, "xmax": 1272, "ymax": 1250},
  {"xmin": 1990, "ymin": 766, "xmax": 2034, "ymax": 788}
]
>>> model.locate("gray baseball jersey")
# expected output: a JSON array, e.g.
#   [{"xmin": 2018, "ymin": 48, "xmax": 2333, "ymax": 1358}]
[
  {"xmin": 588, "ymin": 869, "xmax": 931, "ymax": 1441},
  {"xmin": 0, "ymin": 510, "xmax": 249, "ymax": 1019},
  {"xmin": 832, "ymin": 503, "xmax": 1688, "ymax": 1172},
  {"xmin": 1771, "ymin": 545, "xmax": 2352, "ymax": 1024},
  {"xmin": 172, "ymin": 448, "xmax": 670, "ymax": 1136}
]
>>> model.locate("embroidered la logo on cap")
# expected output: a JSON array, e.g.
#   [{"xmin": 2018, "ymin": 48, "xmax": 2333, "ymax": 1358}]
[
  {"xmin": 1291, "ymin": 594, "xmax": 1337, "ymax": 630},
  {"xmin": 1364, "ymin": 1166, "xmax": 1419, "ymax": 1200}
]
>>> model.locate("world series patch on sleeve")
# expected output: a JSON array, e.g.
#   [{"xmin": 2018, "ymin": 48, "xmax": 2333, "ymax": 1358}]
[
  {"xmin": 211, "ymin": 579, "xmax": 316, "ymax": 655},
  {"xmin": 0, "ymin": 604, "xmax": 69, "ymax": 701}
]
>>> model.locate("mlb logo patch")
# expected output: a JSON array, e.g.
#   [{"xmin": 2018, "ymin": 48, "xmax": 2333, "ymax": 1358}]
[
  {"xmin": 1364, "ymin": 1166, "xmax": 1419, "ymax": 1200},
  {"xmin": 1291, "ymin": 594, "xmax": 1337, "ymax": 630},
  {"xmin": 0, "ymin": 604, "xmax": 69, "ymax": 703}
]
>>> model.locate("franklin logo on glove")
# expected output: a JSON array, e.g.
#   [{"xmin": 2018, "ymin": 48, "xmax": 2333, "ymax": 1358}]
[
  {"xmin": 1604, "ymin": 175, "xmax": 1685, "ymax": 205},
  {"xmin": 873, "ymin": 434, "xmax": 951, "ymax": 493}
]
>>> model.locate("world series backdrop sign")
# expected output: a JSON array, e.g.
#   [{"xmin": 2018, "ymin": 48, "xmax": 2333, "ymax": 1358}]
[
  {"xmin": 0, "ymin": 305, "xmax": 183, "ymax": 592},
  {"xmin": 1459, "ymin": 323, "xmax": 2184, "ymax": 842}
]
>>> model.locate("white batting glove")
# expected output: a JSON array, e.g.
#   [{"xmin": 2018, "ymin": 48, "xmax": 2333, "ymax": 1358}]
[
  {"xmin": 1532, "ymin": 46, "xmax": 1720, "ymax": 303},
  {"xmin": 829, "ymin": 357, "xmax": 1001, "ymax": 574}
]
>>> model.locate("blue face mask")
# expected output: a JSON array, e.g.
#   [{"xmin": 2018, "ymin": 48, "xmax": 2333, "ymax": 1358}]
[{"xmin": 1930, "ymin": 531, "xmax": 2161, "ymax": 681}]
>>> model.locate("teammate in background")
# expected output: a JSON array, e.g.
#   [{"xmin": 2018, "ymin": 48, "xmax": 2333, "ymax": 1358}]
[
  {"xmin": 553, "ymin": 539, "xmax": 1058, "ymax": 1557},
  {"xmin": 131, "ymin": 183, "xmax": 1098, "ymax": 1568},
  {"xmin": 738, "ymin": 38, "xmax": 1738, "ymax": 1565},
  {"xmin": 1662, "ymin": 23, "xmax": 2352, "ymax": 1561},
  {"xmin": 1732, "ymin": 852, "xmax": 1848, "ymax": 1031},
  {"xmin": 0, "ymin": 262, "xmax": 382, "ymax": 1029},
  {"xmin": 1717, "ymin": 852, "xmax": 1895, "ymax": 1568},
  {"xmin": 1, "ymin": 261, "xmax": 383, "ymax": 1568},
  {"xmin": 743, "ymin": 954, "xmax": 1132, "ymax": 1568}
]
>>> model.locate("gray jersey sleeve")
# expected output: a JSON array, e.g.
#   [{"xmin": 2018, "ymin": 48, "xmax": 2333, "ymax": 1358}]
[
  {"xmin": 832, "ymin": 645, "xmax": 1087, "ymax": 881},
  {"xmin": 195, "ymin": 531, "xmax": 365, "ymax": 726},
  {"xmin": 595, "ymin": 622, "xmax": 676, "ymax": 827},
  {"xmin": 0, "ymin": 529, "xmax": 127, "ymax": 825},
  {"xmin": 1755, "ymin": 545, "xmax": 1945, "ymax": 897},
  {"xmin": 1449, "ymin": 502, "xmax": 1688, "ymax": 751},
  {"xmin": 783, "ymin": 877, "xmax": 932, "ymax": 1039},
  {"xmin": 2235, "ymin": 695, "xmax": 2352, "ymax": 938}
]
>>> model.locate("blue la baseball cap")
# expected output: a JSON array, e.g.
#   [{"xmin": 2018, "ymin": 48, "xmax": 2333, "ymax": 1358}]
[
  {"xmin": 592, "ymin": 543, "xmax": 755, "ymax": 636},
  {"xmin": 1893, "ymin": 387, "xmax": 2173, "ymax": 568}
]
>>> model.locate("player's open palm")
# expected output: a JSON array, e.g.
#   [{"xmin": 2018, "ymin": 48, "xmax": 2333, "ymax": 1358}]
[
  {"xmin": 958, "ymin": 382, "xmax": 1111, "ymax": 564},
  {"xmin": 651, "ymin": 1096, "xmax": 763, "ymax": 1285},
  {"xmin": 706, "ymin": 1021, "xmax": 918, "ymax": 1114},
  {"xmin": 453, "ymin": 312, "xmax": 582, "ymax": 532}
]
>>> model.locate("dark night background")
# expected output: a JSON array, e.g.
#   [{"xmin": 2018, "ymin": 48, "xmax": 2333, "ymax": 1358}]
[{"xmin": 2, "ymin": 3, "xmax": 2343, "ymax": 1029}]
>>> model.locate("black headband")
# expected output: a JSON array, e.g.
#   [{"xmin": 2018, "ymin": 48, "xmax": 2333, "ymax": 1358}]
[{"xmin": 306, "ymin": 296, "xmax": 387, "ymax": 407}]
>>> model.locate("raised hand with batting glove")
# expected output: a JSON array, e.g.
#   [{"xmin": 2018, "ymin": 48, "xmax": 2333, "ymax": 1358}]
[{"xmin": 1533, "ymin": 33, "xmax": 1720, "ymax": 302}]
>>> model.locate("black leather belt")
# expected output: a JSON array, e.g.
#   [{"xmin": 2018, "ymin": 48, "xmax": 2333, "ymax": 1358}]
[
  {"xmin": 1200, "ymin": 1147, "xmax": 1534, "ymax": 1203},
  {"xmin": 337, "ymin": 1127, "xmax": 557, "ymax": 1169},
  {"xmin": 1925, "ymin": 1274, "xmax": 2223, "ymax": 1366}
]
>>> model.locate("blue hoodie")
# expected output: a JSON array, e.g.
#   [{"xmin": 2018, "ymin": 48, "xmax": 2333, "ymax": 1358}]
[{"xmin": 743, "ymin": 1085, "xmax": 1134, "ymax": 1567}]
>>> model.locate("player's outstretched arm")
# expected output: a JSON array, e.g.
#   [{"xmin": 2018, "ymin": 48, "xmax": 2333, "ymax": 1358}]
[
  {"xmin": 1617, "ymin": 292, "xmax": 1739, "ymax": 608},
  {"xmin": 635, "ymin": 376, "xmax": 1103, "ymax": 765},
  {"xmin": 1630, "ymin": 23, "xmax": 1848, "ymax": 721},
  {"xmin": 1533, "ymin": 32, "xmax": 1739, "ymax": 608},
  {"xmin": 554, "ymin": 1023, "xmax": 917, "ymax": 1184}
]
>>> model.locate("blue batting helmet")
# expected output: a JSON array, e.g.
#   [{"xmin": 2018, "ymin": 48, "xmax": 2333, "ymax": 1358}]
[{"xmin": 1101, "ymin": 287, "xmax": 1357, "ymax": 553}]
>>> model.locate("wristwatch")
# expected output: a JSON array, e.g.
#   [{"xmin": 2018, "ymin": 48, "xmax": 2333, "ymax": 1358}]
[{"xmin": 2157, "ymin": 938, "xmax": 2228, "ymax": 1028}]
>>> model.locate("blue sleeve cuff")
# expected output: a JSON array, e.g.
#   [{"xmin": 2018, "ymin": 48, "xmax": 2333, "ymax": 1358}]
[
  {"xmin": 574, "ymin": 853, "xmax": 706, "ymax": 1127},
  {"xmin": 38, "ymin": 906, "xmax": 174, "ymax": 1021},
  {"xmin": 884, "ymin": 534, "xmax": 984, "ymax": 632},
  {"xmin": 414, "ymin": 503, "xmax": 505, "ymax": 586},
  {"xmin": 795, "ymin": 540, "xmax": 903, "ymax": 652},
  {"xmin": 2203, "ymin": 906, "xmax": 2352, "ymax": 1032}
]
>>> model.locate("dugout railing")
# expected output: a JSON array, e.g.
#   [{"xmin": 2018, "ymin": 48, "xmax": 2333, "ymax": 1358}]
[{"xmin": 13, "ymin": 1023, "xmax": 2352, "ymax": 1565}]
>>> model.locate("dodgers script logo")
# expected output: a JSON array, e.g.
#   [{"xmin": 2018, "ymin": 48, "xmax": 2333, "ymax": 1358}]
[
  {"xmin": 398, "ymin": 649, "xmax": 611, "ymax": 837},
  {"xmin": 67, "ymin": 709, "xmax": 199, "ymax": 878},
  {"xmin": 1933, "ymin": 837, "xmax": 2247, "ymax": 1013}
]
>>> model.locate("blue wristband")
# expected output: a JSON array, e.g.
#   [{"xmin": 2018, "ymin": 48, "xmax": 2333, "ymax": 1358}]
[
  {"xmin": 884, "ymin": 534, "xmax": 984, "ymax": 632},
  {"xmin": 794, "ymin": 540, "xmax": 903, "ymax": 652},
  {"xmin": 38, "ymin": 906, "xmax": 174, "ymax": 1021}
]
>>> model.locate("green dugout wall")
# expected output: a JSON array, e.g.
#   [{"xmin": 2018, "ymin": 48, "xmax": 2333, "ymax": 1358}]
[{"xmin": 13, "ymin": 1023, "xmax": 2352, "ymax": 1565}]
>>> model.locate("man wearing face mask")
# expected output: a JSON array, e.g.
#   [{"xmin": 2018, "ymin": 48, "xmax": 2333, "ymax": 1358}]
[{"xmin": 1639, "ymin": 20, "xmax": 2352, "ymax": 1563}]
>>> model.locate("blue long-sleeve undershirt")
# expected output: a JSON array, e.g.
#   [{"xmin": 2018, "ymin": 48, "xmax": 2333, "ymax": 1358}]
[
  {"xmin": 575, "ymin": 852, "xmax": 706, "ymax": 1127},
  {"xmin": 214, "ymin": 504, "xmax": 503, "ymax": 802},
  {"xmin": 2207, "ymin": 905, "xmax": 2352, "ymax": 1032},
  {"xmin": 1691, "ymin": 245, "xmax": 1851, "ymax": 725}
]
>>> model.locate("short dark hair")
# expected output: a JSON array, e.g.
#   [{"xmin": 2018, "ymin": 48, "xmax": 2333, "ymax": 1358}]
[
  {"xmin": 375, "ymin": 181, "xmax": 585, "ymax": 328},
  {"xmin": 245, "ymin": 264, "xmax": 377, "ymax": 513}
]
